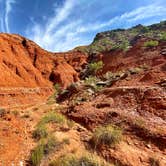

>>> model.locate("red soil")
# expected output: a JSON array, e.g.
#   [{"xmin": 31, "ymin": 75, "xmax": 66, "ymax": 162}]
[{"xmin": 0, "ymin": 33, "xmax": 87, "ymax": 107}]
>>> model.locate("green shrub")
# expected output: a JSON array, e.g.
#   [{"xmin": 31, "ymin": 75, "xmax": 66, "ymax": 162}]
[
  {"xmin": 84, "ymin": 76, "xmax": 99, "ymax": 86},
  {"xmin": 31, "ymin": 143, "xmax": 44, "ymax": 166},
  {"xmin": 32, "ymin": 125, "xmax": 48, "ymax": 140},
  {"xmin": 144, "ymin": 40, "xmax": 159, "ymax": 47},
  {"xmin": 91, "ymin": 125, "xmax": 122, "ymax": 148},
  {"xmin": 84, "ymin": 76, "xmax": 102, "ymax": 92},
  {"xmin": 49, "ymin": 153, "xmax": 110, "ymax": 166},
  {"xmin": 31, "ymin": 136, "xmax": 61, "ymax": 166},
  {"xmin": 53, "ymin": 83, "xmax": 62, "ymax": 97},
  {"xmin": 88, "ymin": 61, "xmax": 103, "ymax": 75},
  {"xmin": 129, "ymin": 67, "xmax": 143, "ymax": 75},
  {"xmin": 44, "ymin": 136, "xmax": 61, "ymax": 154},
  {"xmin": 111, "ymin": 40, "xmax": 130, "ymax": 51},
  {"xmin": 38, "ymin": 112, "xmax": 66, "ymax": 126},
  {"xmin": 33, "ymin": 112, "xmax": 67, "ymax": 140},
  {"xmin": 160, "ymin": 32, "xmax": 166, "ymax": 41}
]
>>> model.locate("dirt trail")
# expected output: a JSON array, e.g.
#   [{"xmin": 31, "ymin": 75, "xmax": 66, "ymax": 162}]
[{"xmin": 0, "ymin": 87, "xmax": 53, "ymax": 108}]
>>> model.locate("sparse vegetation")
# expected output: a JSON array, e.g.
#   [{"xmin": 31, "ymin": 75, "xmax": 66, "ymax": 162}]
[
  {"xmin": 31, "ymin": 136, "xmax": 61, "ymax": 166},
  {"xmin": 144, "ymin": 40, "xmax": 159, "ymax": 47},
  {"xmin": 38, "ymin": 112, "xmax": 66, "ymax": 126},
  {"xmin": 111, "ymin": 40, "xmax": 130, "ymax": 51},
  {"xmin": 49, "ymin": 153, "xmax": 111, "ymax": 166},
  {"xmin": 84, "ymin": 76, "xmax": 102, "ymax": 92},
  {"xmin": 74, "ymin": 21, "xmax": 166, "ymax": 54},
  {"xmin": 44, "ymin": 136, "xmax": 61, "ymax": 154},
  {"xmin": 129, "ymin": 67, "xmax": 143, "ymax": 75},
  {"xmin": 91, "ymin": 125, "xmax": 122, "ymax": 148},
  {"xmin": 31, "ymin": 142, "xmax": 44, "ymax": 166},
  {"xmin": 33, "ymin": 112, "xmax": 69, "ymax": 140},
  {"xmin": 88, "ymin": 61, "xmax": 103, "ymax": 75},
  {"xmin": 84, "ymin": 76, "xmax": 99, "ymax": 86},
  {"xmin": 160, "ymin": 32, "xmax": 166, "ymax": 41},
  {"xmin": 53, "ymin": 83, "xmax": 62, "ymax": 97},
  {"xmin": 33, "ymin": 124, "xmax": 48, "ymax": 140}
]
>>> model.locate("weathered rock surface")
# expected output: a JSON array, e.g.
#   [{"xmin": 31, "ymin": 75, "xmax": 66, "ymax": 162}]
[{"xmin": 0, "ymin": 33, "xmax": 87, "ymax": 107}]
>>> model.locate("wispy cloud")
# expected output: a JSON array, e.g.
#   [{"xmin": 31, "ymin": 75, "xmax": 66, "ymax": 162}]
[
  {"xmin": 27, "ymin": 0, "xmax": 79, "ymax": 51},
  {"xmin": 4, "ymin": 0, "xmax": 15, "ymax": 32},
  {"xmin": 74, "ymin": 4, "xmax": 166, "ymax": 33},
  {"xmin": 26, "ymin": 1, "xmax": 166, "ymax": 52}
]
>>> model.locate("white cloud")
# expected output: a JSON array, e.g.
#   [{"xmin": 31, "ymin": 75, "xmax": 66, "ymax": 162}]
[
  {"xmin": 45, "ymin": 0, "xmax": 76, "ymax": 34},
  {"xmin": 27, "ymin": 2, "xmax": 166, "ymax": 52},
  {"xmin": 76, "ymin": 4, "xmax": 166, "ymax": 32},
  {"xmin": 5, "ymin": 0, "xmax": 15, "ymax": 32}
]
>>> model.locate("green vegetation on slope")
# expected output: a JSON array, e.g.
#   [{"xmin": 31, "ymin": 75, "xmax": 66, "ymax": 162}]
[{"xmin": 75, "ymin": 21, "xmax": 166, "ymax": 54}]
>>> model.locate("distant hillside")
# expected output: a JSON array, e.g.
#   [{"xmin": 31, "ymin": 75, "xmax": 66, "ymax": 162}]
[{"xmin": 75, "ymin": 21, "xmax": 166, "ymax": 54}]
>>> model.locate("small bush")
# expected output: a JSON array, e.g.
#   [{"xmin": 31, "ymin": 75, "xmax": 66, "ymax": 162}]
[
  {"xmin": 38, "ymin": 112, "xmax": 66, "ymax": 126},
  {"xmin": 53, "ymin": 83, "xmax": 62, "ymax": 97},
  {"xmin": 144, "ymin": 40, "xmax": 159, "ymax": 47},
  {"xmin": 44, "ymin": 136, "xmax": 61, "ymax": 154},
  {"xmin": 84, "ymin": 76, "xmax": 102, "ymax": 92},
  {"xmin": 32, "ymin": 125, "xmax": 48, "ymax": 140},
  {"xmin": 31, "ymin": 143, "xmax": 44, "ymax": 166},
  {"xmin": 129, "ymin": 67, "xmax": 143, "ymax": 75},
  {"xmin": 31, "ymin": 136, "xmax": 61, "ymax": 166},
  {"xmin": 33, "ymin": 112, "xmax": 67, "ymax": 140},
  {"xmin": 91, "ymin": 125, "xmax": 122, "ymax": 148},
  {"xmin": 84, "ymin": 76, "xmax": 99, "ymax": 86},
  {"xmin": 88, "ymin": 61, "xmax": 103, "ymax": 75},
  {"xmin": 160, "ymin": 32, "xmax": 166, "ymax": 41},
  {"xmin": 111, "ymin": 40, "xmax": 130, "ymax": 51},
  {"xmin": 49, "ymin": 153, "xmax": 110, "ymax": 166},
  {"xmin": 149, "ymin": 157, "xmax": 160, "ymax": 166}
]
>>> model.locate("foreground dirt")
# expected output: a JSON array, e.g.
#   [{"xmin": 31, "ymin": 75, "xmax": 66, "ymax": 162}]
[
  {"xmin": 0, "ymin": 93, "xmax": 165, "ymax": 166},
  {"xmin": 65, "ymin": 86, "xmax": 166, "ymax": 165}
]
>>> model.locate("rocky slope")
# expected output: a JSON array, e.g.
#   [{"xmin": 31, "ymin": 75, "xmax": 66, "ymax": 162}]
[
  {"xmin": 0, "ymin": 33, "xmax": 87, "ymax": 107},
  {"xmin": 0, "ymin": 21, "xmax": 165, "ymax": 166},
  {"xmin": 75, "ymin": 21, "xmax": 166, "ymax": 54},
  {"xmin": 62, "ymin": 37, "xmax": 166, "ymax": 166}
]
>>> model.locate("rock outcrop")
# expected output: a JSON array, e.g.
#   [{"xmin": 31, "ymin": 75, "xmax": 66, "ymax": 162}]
[{"xmin": 0, "ymin": 33, "xmax": 87, "ymax": 107}]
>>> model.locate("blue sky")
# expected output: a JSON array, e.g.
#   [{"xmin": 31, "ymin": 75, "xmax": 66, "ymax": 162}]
[{"xmin": 0, "ymin": 0, "xmax": 166, "ymax": 52}]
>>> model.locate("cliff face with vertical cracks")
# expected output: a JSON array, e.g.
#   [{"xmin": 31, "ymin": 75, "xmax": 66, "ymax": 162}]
[{"xmin": 0, "ymin": 33, "xmax": 87, "ymax": 107}]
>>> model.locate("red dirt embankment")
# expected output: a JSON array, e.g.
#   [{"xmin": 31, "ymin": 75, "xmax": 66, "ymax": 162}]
[{"xmin": 0, "ymin": 33, "xmax": 87, "ymax": 107}]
